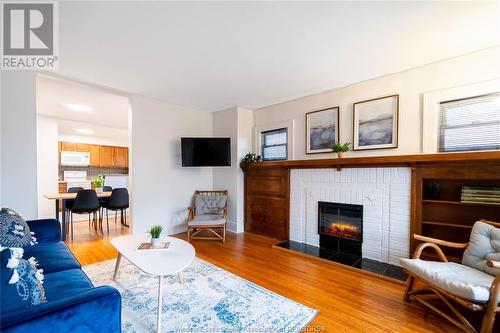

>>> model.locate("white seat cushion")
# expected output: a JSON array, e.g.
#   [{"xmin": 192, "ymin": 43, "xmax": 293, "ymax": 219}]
[
  {"xmin": 400, "ymin": 258, "xmax": 494, "ymax": 302},
  {"xmin": 188, "ymin": 215, "xmax": 225, "ymax": 227}
]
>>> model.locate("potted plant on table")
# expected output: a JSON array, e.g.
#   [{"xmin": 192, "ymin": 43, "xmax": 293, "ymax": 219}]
[
  {"xmin": 91, "ymin": 175, "xmax": 105, "ymax": 193},
  {"xmin": 331, "ymin": 142, "xmax": 351, "ymax": 158},
  {"xmin": 148, "ymin": 225, "xmax": 163, "ymax": 248}
]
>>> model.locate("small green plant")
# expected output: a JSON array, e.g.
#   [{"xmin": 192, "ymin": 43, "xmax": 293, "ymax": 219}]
[
  {"xmin": 91, "ymin": 175, "xmax": 104, "ymax": 188},
  {"xmin": 428, "ymin": 182, "xmax": 441, "ymax": 200},
  {"xmin": 331, "ymin": 142, "xmax": 351, "ymax": 153},
  {"xmin": 242, "ymin": 153, "xmax": 262, "ymax": 164},
  {"xmin": 148, "ymin": 225, "xmax": 163, "ymax": 239}
]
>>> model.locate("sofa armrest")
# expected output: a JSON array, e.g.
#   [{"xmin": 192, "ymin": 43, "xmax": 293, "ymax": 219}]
[
  {"xmin": 26, "ymin": 219, "xmax": 61, "ymax": 243},
  {"xmin": 1, "ymin": 286, "xmax": 121, "ymax": 333}
]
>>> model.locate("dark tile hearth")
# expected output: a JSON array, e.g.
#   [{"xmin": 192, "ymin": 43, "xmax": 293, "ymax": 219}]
[{"xmin": 276, "ymin": 240, "xmax": 408, "ymax": 281}]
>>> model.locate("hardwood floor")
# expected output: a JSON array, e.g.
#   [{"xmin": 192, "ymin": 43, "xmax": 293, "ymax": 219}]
[{"xmin": 67, "ymin": 226, "xmax": 461, "ymax": 332}]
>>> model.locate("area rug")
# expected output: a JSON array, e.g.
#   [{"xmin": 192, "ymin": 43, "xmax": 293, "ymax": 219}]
[{"xmin": 83, "ymin": 257, "xmax": 318, "ymax": 333}]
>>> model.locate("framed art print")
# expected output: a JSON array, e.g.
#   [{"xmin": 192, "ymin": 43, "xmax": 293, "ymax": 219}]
[
  {"xmin": 353, "ymin": 94, "xmax": 399, "ymax": 151},
  {"xmin": 305, "ymin": 107, "xmax": 339, "ymax": 154}
]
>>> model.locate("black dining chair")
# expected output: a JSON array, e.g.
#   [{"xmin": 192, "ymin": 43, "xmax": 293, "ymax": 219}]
[
  {"xmin": 102, "ymin": 186, "xmax": 113, "ymax": 192},
  {"xmin": 98, "ymin": 186, "xmax": 113, "ymax": 209},
  {"xmin": 65, "ymin": 187, "xmax": 84, "ymax": 230},
  {"xmin": 68, "ymin": 189, "xmax": 101, "ymax": 240},
  {"xmin": 101, "ymin": 188, "xmax": 129, "ymax": 233}
]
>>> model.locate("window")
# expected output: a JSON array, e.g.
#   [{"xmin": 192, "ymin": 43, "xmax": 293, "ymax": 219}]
[
  {"xmin": 261, "ymin": 128, "xmax": 287, "ymax": 161},
  {"xmin": 438, "ymin": 92, "xmax": 500, "ymax": 152}
]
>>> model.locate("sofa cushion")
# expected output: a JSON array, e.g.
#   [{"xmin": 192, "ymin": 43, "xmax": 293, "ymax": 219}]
[
  {"xmin": 188, "ymin": 215, "xmax": 226, "ymax": 226},
  {"xmin": 462, "ymin": 221, "xmax": 500, "ymax": 276},
  {"xmin": 194, "ymin": 194, "xmax": 227, "ymax": 216},
  {"xmin": 24, "ymin": 242, "xmax": 80, "ymax": 274},
  {"xmin": 43, "ymin": 268, "xmax": 94, "ymax": 302},
  {"xmin": 0, "ymin": 208, "xmax": 37, "ymax": 248},
  {"xmin": 400, "ymin": 258, "xmax": 494, "ymax": 302},
  {"xmin": 1, "ymin": 248, "xmax": 46, "ymax": 314}
]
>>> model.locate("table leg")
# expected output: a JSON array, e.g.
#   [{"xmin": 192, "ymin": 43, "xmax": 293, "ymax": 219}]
[
  {"xmin": 113, "ymin": 253, "xmax": 122, "ymax": 280},
  {"xmin": 61, "ymin": 199, "xmax": 67, "ymax": 241},
  {"xmin": 177, "ymin": 272, "xmax": 184, "ymax": 284},
  {"xmin": 55, "ymin": 199, "xmax": 60, "ymax": 234},
  {"xmin": 157, "ymin": 275, "xmax": 163, "ymax": 333}
]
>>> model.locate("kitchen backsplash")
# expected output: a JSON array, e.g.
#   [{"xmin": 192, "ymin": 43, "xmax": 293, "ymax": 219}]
[{"xmin": 59, "ymin": 166, "xmax": 128, "ymax": 181}]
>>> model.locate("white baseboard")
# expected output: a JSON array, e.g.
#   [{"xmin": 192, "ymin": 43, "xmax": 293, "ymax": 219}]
[{"xmin": 226, "ymin": 220, "xmax": 238, "ymax": 233}]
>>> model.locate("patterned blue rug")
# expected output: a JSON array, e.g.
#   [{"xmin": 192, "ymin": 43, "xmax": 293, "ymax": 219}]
[{"xmin": 83, "ymin": 257, "xmax": 318, "ymax": 333}]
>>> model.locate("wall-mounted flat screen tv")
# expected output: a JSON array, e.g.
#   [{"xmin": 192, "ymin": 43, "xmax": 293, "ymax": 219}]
[{"xmin": 181, "ymin": 137, "xmax": 231, "ymax": 167}]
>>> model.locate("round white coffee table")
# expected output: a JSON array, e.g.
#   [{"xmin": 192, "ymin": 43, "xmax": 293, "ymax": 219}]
[{"xmin": 110, "ymin": 235, "xmax": 195, "ymax": 333}]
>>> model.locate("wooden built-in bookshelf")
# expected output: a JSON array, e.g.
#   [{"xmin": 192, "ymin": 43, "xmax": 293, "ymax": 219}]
[{"xmin": 412, "ymin": 164, "xmax": 500, "ymax": 262}]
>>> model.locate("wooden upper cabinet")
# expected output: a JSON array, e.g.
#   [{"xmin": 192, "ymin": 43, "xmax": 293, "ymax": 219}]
[
  {"xmin": 58, "ymin": 141, "xmax": 128, "ymax": 168},
  {"xmin": 60, "ymin": 141, "xmax": 76, "ymax": 151},
  {"xmin": 99, "ymin": 146, "xmax": 114, "ymax": 167},
  {"xmin": 89, "ymin": 145, "xmax": 100, "ymax": 167},
  {"xmin": 75, "ymin": 143, "xmax": 90, "ymax": 152},
  {"xmin": 113, "ymin": 147, "xmax": 128, "ymax": 168}
]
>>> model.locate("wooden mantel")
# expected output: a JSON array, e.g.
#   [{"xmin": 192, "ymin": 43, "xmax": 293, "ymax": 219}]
[{"xmin": 243, "ymin": 151, "xmax": 500, "ymax": 170}]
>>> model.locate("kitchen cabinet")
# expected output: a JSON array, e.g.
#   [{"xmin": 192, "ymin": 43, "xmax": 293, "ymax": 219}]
[
  {"xmin": 60, "ymin": 142, "xmax": 76, "ymax": 151},
  {"xmin": 99, "ymin": 146, "xmax": 114, "ymax": 167},
  {"xmin": 58, "ymin": 182, "xmax": 67, "ymax": 193},
  {"xmin": 58, "ymin": 141, "xmax": 128, "ymax": 168},
  {"xmin": 75, "ymin": 143, "xmax": 90, "ymax": 152},
  {"xmin": 113, "ymin": 147, "xmax": 128, "ymax": 168},
  {"xmin": 89, "ymin": 145, "xmax": 100, "ymax": 167}
]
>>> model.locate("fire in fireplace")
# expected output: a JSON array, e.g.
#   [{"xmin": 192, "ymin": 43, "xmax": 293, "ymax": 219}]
[{"xmin": 318, "ymin": 202, "xmax": 363, "ymax": 242}]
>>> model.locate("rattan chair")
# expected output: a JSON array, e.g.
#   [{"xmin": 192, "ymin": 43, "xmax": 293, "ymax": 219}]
[
  {"xmin": 401, "ymin": 219, "xmax": 500, "ymax": 333},
  {"xmin": 187, "ymin": 190, "xmax": 228, "ymax": 243}
]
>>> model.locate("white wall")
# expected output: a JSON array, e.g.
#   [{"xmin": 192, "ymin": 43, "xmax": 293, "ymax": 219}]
[
  {"xmin": 130, "ymin": 95, "xmax": 213, "ymax": 235},
  {"xmin": 236, "ymin": 107, "xmax": 254, "ymax": 227},
  {"xmin": 212, "ymin": 107, "xmax": 254, "ymax": 233},
  {"xmin": 254, "ymin": 46, "xmax": 500, "ymax": 159},
  {"xmin": 212, "ymin": 108, "xmax": 239, "ymax": 231},
  {"xmin": 36, "ymin": 116, "xmax": 59, "ymax": 219},
  {"xmin": 1, "ymin": 72, "xmax": 38, "ymax": 219}
]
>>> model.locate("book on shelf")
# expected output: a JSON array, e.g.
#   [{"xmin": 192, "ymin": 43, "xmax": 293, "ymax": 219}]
[
  {"xmin": 461, "ymin": 186, "xmax": 500, "ymax": 205},
  {"xmin": 461, "ymin": 200, "xmax": 500, "ymax": 206}
]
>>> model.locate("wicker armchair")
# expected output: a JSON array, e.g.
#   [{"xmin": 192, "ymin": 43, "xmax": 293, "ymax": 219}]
[
  {"xmin": 187, "ymin": 190, "xmax": 228, "ymax": 243},
  {"xmin": 401, "ymin": 220, "xmax": 500, "ymax": 333}
]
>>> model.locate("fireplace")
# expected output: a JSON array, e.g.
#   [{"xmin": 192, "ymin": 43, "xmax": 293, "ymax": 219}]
[{"xmin": 318, "ymin": 201, "xmax": 363, "ymax": 257}]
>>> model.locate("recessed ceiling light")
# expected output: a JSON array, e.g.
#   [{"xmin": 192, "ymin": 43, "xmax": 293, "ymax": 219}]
[
  {"xmin": 76, "ymin": 128, "xmax": 94, "ymax": 135},
  {"xmin": 65, "ymin": 104, "xmax": 92, "ymax": 112}
]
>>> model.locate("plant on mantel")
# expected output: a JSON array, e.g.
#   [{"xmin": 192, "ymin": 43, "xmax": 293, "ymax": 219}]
[
  {"xmin": 331, "ymin": 142, "xmax": 351, "ymax": 158},
  {"xmin": 240, "ymin": 153, "xmax": 262, "ymax": 172}
]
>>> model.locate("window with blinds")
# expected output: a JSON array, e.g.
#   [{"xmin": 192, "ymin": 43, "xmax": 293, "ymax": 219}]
[
  {"xmin": 438, "ymin": 92, "xmax": 500, "ymax": 152},
  {"xmin": 261, "ymin": 128, "xmax": 288, "ymax": 161}
]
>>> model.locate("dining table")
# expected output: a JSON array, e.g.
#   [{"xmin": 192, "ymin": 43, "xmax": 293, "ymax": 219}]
[{"xmin": 44, "ymin": 191, "xmax": 128, "ymax": 241}]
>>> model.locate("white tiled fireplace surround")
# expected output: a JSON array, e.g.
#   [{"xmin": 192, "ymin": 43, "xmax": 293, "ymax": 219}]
[{"xmin": 290, "ymin": 167, "xmax": 411, "ymax": 266}]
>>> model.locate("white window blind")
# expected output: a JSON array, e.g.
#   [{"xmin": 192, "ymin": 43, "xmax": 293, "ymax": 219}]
[
  {"xmin": 438, "ymin": 92, "xmax": 500, "ymax": 152},
  {"xmin": 261, "ymin": 128, "xmax": 287, "ymax": 161}
]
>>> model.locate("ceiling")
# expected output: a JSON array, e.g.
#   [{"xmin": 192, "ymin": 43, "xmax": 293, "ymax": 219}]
[
  {"xmin": 36, "ymin": 75, "xmax": 130, "ymax": 132},
  {"xmin": 57, "ymin": 1, "xmax": 500, "ymax": 111}
]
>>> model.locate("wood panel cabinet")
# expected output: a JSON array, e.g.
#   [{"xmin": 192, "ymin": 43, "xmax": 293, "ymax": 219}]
[
  {"xmin": 75, "ymin": 143, "xmax": 90, "ymax": 152},
  {"xmin": 60, "ymin": 142, "xmax": 76, "ymax": 151},
  {"xmin": 244, "ymin": 167, "xmax": 289, "ymax": 240},
  {"xmin": 58, "ymin": 141, "xmax": 128, "ymax": 168},
  {"xmin": 113, "ymin": 147, "xmax": 128, "ymax": 168},
  {"xmin": 89, "ymin": 145, "xmax": 100, "ymax": 167},
  {"xmin": 99, "ymin": 146, "xmax": 114, "ymax": 167},
  {"xmin": 412, "ymin": 163, "xmax": 500, "ymax": 262}
]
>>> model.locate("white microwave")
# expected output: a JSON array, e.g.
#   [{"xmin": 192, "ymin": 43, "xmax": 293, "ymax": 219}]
[{"xmin": 60, "ymin": 151, "xmax": 90, "ymax": 166}]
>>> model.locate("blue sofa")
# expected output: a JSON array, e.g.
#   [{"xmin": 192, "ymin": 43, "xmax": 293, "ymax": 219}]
[{"xmin": 0, "ymin": 219, "xmax": 122, "ymax": 333}]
